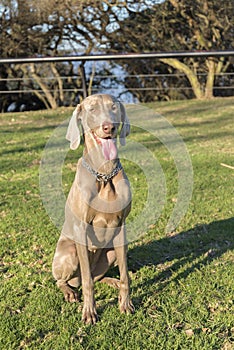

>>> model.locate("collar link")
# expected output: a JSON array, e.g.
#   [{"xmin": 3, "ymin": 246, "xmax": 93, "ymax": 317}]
[{"xmin": 82, "ymin": 157, "xmax": 122, "ymax": 182}]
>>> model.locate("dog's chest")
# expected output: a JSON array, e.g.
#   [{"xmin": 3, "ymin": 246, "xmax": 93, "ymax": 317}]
[
  {"xmin": 97, "ymin": 181, "xmax": 117, "ymax": 201},
  {"xmin": 87, "ymin": 180, "xmax": 131, "ymax": 220},
  {"xmin": 87, "ymin": 212, "xmax": 123, "ymax": 250},
  {"xmin": 64, "ymin": 173, "xmax": 131, "ymax": 248}
]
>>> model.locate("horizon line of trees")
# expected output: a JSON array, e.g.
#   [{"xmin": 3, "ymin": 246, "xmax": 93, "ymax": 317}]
[{"xmin": 0, "ymin": 0, "xmax": 233, "ymax": 111}]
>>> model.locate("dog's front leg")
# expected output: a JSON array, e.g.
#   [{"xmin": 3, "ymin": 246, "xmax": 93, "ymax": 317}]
[
  {"xmin": 76, "ymin": 243, "xmax": 98, "ymax": 324},
  {"xmin": 113, "ymin": 227, "xmax": 135, "ymax": 314}
]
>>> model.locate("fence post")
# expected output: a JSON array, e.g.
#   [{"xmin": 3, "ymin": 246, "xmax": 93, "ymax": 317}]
[{"xmin": 80, "ymin": 62, "xmax": 87, "ymax": 99}]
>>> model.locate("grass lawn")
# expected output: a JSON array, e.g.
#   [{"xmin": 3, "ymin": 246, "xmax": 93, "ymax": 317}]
[{"xmin": 0, "ymin": 97, "xmax": 233, "ymax": 349}]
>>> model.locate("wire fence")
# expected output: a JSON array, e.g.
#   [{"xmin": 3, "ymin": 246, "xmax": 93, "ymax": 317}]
[
  {"xmin": 0, "ymin": 51, "xmax": 234, "ymax": 111},
  {"xmin": 1, "ymin": 72, "xmax": 234, "ymax": 94}
]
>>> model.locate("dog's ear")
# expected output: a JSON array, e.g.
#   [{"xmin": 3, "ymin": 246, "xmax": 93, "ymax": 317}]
[
  {"xmin": 119, "ymin": 102, "xmax": 130, "ymax": 146},
  {"xmin": 66, "ymin": 104, "xmax": 82, "ymax": 150}
]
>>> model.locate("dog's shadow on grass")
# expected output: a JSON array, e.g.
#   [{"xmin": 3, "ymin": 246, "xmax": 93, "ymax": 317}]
[{"xmin": 126, "ymin": 217, "xmax": 234, "ymax": 300}]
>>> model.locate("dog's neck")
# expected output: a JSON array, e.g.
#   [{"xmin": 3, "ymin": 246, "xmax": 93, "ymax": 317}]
[{"xmin": 83, "ymin": 133, "xmax": 119, "ymax": 175}]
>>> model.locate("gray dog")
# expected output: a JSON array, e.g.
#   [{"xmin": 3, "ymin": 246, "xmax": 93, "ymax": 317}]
[{"xmin": 52, "ymin": 94, "xmax": 134, "ymax": 324}]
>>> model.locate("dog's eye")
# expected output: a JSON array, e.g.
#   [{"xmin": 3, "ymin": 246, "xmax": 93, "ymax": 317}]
[
  {"xmin": 112, "ymin": 103, "xmax": 118, "ymax": 111},
  {"xmin": 88, "ymin": 106, "xmax": 95, "ymax": 112}
]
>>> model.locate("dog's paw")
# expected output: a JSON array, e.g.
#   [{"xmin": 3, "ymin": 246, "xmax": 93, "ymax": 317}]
[
  {"xmin": 82, "ymin": 305, "xmax": 98, "ymax": 325},
  {"xmin": 100, "ymin": 277, "xmax": 120, "ymax": 289},
  {"xmin": 119, "ymin": 296, "xmax": 135, "ymax": 314},
  {"xmin": 63, "ymin": 286, "xmax": 79, "ymax": 303}
]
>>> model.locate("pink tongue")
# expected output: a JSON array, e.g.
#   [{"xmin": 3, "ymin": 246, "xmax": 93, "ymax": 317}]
[{"xmin": 100, "ymin": 138, "xmax": 117, "ymax": 160}]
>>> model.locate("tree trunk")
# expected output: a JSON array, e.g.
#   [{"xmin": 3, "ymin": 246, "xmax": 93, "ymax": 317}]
[
  {"xmin": 0, "ymin": 65, "xmax": 9, "ymax": 112},
  {"xmin": 88, "ymin": 63, "xmax": 96, "ymax": 96},
  {"xmin": 50, "ymin": 63, "xmax": 64, "ymax": 104},
  {"xmin": 160, "ymin": 58, "xmax": 204, "ymax": 99},
  {"xmin": 205, "ymin": 58, "xmax": 215, "ymax": 99},
  {"xmin": 29, "ymin": 64, "xmax": 58, "ymax": 109}
]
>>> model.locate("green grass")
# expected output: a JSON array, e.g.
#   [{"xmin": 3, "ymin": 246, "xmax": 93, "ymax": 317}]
[{"xmin": 1, "ymin": 98, "xmax": 234, "ymax": 349}]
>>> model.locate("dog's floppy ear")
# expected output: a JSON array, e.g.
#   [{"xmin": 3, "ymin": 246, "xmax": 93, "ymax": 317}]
[
  {"xmin": 119, "ymin": 102, "xmax": 130, "ymax": 146},
  {"xmin": 66, "ymin": 104, "xmax": 82, "ymax": 150}
]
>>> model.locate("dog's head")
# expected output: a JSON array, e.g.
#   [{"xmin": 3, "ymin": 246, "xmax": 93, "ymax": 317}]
[{"xmin": 66, "ymin": 94, "xmax": 130, "ymax": 151}]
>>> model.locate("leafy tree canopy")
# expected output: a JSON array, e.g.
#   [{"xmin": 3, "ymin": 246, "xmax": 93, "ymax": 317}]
[{"xmin": 0, "ymin": 0, "xmax": 233, "ymax": 110}]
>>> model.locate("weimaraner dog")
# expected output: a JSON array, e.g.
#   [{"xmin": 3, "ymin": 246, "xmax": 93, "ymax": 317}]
[{"xmin": 52, "ymin": 94, "xmax": 134, "ymax": 324}]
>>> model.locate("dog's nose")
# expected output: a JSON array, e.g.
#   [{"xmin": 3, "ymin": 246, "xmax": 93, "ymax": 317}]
[{"xmin": 102, "ymin": 122, "xmax": 115, "ymax": 134}]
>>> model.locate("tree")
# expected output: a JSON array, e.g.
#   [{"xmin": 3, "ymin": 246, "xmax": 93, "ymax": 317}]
[
  {"xmin": 0, "ymin": 0, "xmax": 233, "ymax": 110},
  {"xmin": 103, "ymin": 0, "xmax": 234, "ymax": 100},
  {"xmin": 0, "ymin": 0, "xmax": 102, "ymax": 110}
]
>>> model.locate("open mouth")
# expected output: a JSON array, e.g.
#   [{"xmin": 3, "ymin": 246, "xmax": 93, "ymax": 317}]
[{"xmin": 92, "ymin": 131, "xmax": 117, "ymax": 160}]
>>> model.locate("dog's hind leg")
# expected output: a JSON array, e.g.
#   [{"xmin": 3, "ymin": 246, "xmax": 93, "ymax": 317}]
[{"xmin": 52, "ymin": 236, "xmax": 80, "ymax": 302}]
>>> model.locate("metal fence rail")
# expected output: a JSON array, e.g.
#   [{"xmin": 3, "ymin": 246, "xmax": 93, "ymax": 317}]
[
  {"xmin": 1, "ymin": 51, "xmax": 234, "ymax": 110},
  {"xmin": 0, "ymin": 50, "xmax": 233, "ymax": 64}
]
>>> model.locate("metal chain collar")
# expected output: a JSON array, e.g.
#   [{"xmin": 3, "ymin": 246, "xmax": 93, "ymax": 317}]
[{"xmin": 82, "ymin": 157, "xmax": 123, "ymax": 182}]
